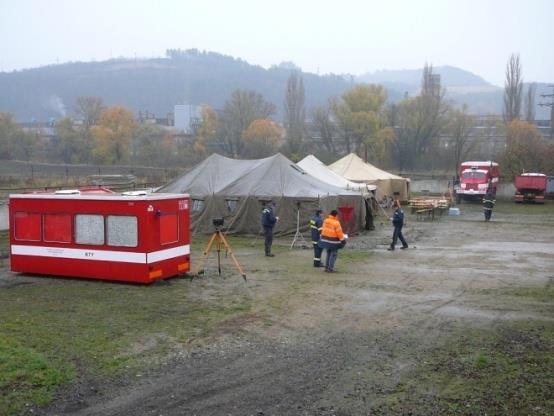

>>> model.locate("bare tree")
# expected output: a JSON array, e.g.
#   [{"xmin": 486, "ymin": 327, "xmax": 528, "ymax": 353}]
[
  {"xmin": 392, "ymin": 64, "xmax": 448, "ymax": 170},
  {"xmin": 283, "ymin": 71, "xmax": 306, "ymax": 156},
  {"xmin": 447, "ymin": 105, "xmax": 475, "ymax": 173},
  {"xmin": 221, "ymin": 90, "xmax": 275, "ymax": 157},
  {"xmin": 503, "ymin": 54, "xmax": 523, "ymax": 123},
  {"xmin": 524, "ymin": 82, "xmax": 536, "ymax": 123},
  {"xmin": 330, "ymin": 97, "xmax": 353, "ymax": 153},
  {"xmin": 311, "ymin": 104, "xmax": 336, "ymax": 153},
  {"xmin": 421, "ymin": 63, "xmax": 441, "ymax": 98},
  {"xmin": 75, "ymin": 96, "xmax": 104, "ymax": 129}
]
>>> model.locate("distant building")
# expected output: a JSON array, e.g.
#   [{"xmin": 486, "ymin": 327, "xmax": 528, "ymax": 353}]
[
  {"xmin": 19, "ymin": 121, "xmax": 57, "ymax": 141},
  {"xmin": 174, "ymin": 104, "xmax": 202, "ymax": 134}
]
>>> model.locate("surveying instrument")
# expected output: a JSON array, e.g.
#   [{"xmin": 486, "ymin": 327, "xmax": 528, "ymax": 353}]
[{"xmin": 195, "ymin": 217, "xmax": 246, "ymax": 281}]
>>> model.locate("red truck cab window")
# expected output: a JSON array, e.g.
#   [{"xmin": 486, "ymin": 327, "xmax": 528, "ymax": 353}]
[{"xmin": 14, "ymin": 212, "xmax": 41, "ymax": 241}]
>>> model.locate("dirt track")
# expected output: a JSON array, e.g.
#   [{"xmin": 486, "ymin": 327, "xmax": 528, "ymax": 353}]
[{"xmin": 26, "ymin": 203, "xmax": 554, "ymax": 415}]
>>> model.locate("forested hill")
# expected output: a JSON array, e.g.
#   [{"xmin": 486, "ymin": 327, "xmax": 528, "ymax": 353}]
[
  {"xmin": 0, "ymin": 49, "xmax": 550, "ymax": 121},
  {"xmin": 0, "ymin": 50, "xmax": 353, "ymax": 121},
  {"xmin": 358, "ymin": 65, "xmax": 492, "ymax": 89}
]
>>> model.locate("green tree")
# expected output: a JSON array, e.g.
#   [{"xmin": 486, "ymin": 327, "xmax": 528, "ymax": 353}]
[
  {"xmin": 0, "ymin": 112, "xmax": 35, "ymax": 160},
  {"xmin": 331, "ymin": 84, "xmax": 387, "ymax": 156},
  {"xmin": 55, "ymin": 117, "xmax": 90, "ymax": 163},
  {"xmin": 131, "ymin": 123, "xmax": 176, "ymax": 167}
]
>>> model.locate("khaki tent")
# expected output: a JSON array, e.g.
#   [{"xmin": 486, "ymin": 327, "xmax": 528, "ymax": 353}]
[
  {"xmin": 297, "ymin": 155, "xmax": 376, "ymax": 193},
  {"xmin": 328, "ymin": 153, "xmax": 410, "ymax": 201},
  {"xmin": 158, "ymin": 153, "xmax": 374, "ymax": 235}
]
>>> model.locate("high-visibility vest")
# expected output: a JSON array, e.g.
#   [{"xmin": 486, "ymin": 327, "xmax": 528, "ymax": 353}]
[{"xmin": 320, "ymin": 215, "xmax": 345, "ymax": 241}]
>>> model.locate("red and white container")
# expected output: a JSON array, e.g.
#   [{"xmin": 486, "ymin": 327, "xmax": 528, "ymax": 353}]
[{"xmin": 9, "ymin": 190, "xmax": 190, "ymax": 283}]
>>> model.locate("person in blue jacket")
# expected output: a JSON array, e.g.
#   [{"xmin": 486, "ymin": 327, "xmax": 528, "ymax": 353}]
[
  {"xmin": 309, "ymin": 209, "xmax": 323, "ymax": 267},
  {"xmin": 483, "ymin": 190, "xmax": 496, "ymax": 221},
  {"xmin": 261, "ymin": 200, "xmax": 279, "ymax": 257},
  {"xmin": 388, "ymin": 200, "xmax": 408, "ymax": 251}
]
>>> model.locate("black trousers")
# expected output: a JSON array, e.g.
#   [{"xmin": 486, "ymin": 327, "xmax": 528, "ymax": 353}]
[
  {"xmin": 484, "ymin": 208, "xmax": 492, "ymax": 220},
  {"xmin": 263, "ymin": 226, "xmax": 274, "ymax": 255},
  {"xmin": 391, "ymin": 225, "xmax": 408, "ymax": 248}
]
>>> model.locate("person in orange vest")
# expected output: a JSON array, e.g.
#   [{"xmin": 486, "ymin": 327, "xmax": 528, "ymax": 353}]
[{"xmin": 318, "ymin": 209, "xmax": 348, "ymax": 272}]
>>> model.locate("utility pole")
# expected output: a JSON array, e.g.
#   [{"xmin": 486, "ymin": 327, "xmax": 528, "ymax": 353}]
[{"xmin": 539, "ymin": 84, "xmax": 554, "ymax": 140}]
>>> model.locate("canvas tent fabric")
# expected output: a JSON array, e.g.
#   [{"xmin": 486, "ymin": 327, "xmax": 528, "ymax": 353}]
[
  {"xmin": 158, "ymin": 153, "xmax": 374, "ymax": 235},
  {"xmin": 328, "ymin": 153, "xmax": 410, "ymax": 201},
  {"xmin": 297, "ymin": 155, "xmax": 376, "ymax": 193}
]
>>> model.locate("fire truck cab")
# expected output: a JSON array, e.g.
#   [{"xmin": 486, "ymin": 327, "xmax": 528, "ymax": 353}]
[{"xmin": 455, "ymin": 161, "xmax": 499, "ymax": 203}]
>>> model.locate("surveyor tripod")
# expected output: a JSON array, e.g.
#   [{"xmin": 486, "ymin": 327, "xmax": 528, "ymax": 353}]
[{"xmin": 195, "ymin": 228, "xmax": 246, "ymax": 281}]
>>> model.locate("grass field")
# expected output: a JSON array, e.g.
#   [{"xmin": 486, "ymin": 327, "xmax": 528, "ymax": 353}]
[
  {"xmin": 0, "ymin": 203, "xmax": 553, "ymax": 415},
  {"xmin": 0, "ymin": 236, "xmax": 254, "ymax": 414}
]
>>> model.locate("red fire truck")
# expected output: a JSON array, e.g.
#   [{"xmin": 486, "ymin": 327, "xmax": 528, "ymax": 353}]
[
  {"xmin": 9, "ymin": 190, "xmax": 190, "ymax": 283},
  {"xmin": 514, "ymin": 173, "xmax": 547, "ymax": 203},
  {"xmin": 455, "ymin": 161, "xmax": 500, "ymax": 203}
]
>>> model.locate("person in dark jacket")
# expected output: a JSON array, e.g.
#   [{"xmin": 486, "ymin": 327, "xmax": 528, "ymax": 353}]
[
  {"xmin": 483, "ymin": 190, "xmax": 496, "ymax": 221},
  {"xmin": 318, "ymin": 210, "xmax": 347, "ymax": 272},
  {"xmin": 388, "ymin": 200, "xmax": 408, "ymax": 250},
  {"xmin": 309, "ymin": 209, "xmax": 323, "ymax": 267},
  {"xmin": 261, "ymin": 200, "xmax": 279, "ymax": 257}
]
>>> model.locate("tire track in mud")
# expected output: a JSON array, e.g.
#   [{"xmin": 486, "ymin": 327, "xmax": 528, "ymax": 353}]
[{"xmin": 40, "ymin": 205, "xmax": 554, "ymax": 415}]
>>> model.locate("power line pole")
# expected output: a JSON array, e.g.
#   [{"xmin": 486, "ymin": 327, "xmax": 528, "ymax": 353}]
[{"xmin": 539, "ymin": 84, "xmax": 554, "ymax": 140}]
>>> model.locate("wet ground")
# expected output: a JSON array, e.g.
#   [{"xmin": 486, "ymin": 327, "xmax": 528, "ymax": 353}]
[{"xmin": 9, "ymin": 202, "xmax": 554, "ymax": 415}]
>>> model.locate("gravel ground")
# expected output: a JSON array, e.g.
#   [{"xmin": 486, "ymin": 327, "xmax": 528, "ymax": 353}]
[{"xmin": 10, "ymin": 202, "xmax": 554, "ymax": 415}]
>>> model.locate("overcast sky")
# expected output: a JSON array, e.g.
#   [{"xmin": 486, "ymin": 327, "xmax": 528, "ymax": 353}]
[{"xmin": 1, "ymin": 0, "xmax": 552, "ymax": 86}]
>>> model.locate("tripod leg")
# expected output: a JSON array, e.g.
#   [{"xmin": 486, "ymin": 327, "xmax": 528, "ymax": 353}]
[
  {"xmin": 218, "ymin": 233, "xmax": 247, "ymax": 281},
  {"xmin": 194, "ymin": 232, "xmax": 218, "ymax": 275},
  {"xmin": 216, "ymin": 233, "xmax": 222, "ymax": 276}
]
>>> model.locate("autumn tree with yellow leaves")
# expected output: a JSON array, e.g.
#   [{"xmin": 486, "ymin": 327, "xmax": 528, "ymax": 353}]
[
  {"xmin": 91, "ymin": 106, "xmax": 136, "ymax": 165},
  {"xmin": 241, "ymin": 119, "xmax": 283, "ymax": 158},
  {"xmin": 194, "ymin": 105, "xmax": 219, "ymax": 155}
]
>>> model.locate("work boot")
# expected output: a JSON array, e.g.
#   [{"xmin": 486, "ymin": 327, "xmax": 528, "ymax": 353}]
[
  {"xmin": 266, "ymin": 253, "xmax": 275, "ymax": 257},
  {"xmin": 313, "ymin": 260, "xmax": 321, "ymax": 267},
  {"xmin": 400, "ymin": 245, "xmax": 408, "ymax": 249},
  {"xmin": 387, "ymin": 246, "xmax": 394, "ymax": 251}
]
